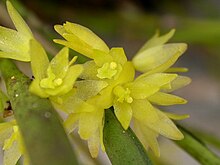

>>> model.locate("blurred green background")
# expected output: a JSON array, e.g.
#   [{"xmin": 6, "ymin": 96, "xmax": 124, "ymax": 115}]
[{"xmin": 0, "ymin": 0, "xmax": 220, "ymax": 165}]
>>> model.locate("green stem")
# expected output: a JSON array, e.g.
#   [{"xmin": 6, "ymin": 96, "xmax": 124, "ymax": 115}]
[
  {"xmin": 191, "ymin": 128, "xmax": 220, "ymax": 150},
  {"xmin": 0, "ymin": 59, "xmax": 78, "ymax": 165},
  {"xmin": 175, "ymin": 125, "xmax": 220, "ymax": 165},
  {"xmin": 103, "ymin": 108, "xmax": 153, "ymax": 165}
]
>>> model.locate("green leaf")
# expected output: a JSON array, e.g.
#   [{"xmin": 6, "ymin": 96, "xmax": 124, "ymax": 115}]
[
  {"xmin": 103, "ymin": 108, "xmax": 153, "ymax": 165},
  {"xmin": 175, "ymin": 125, "xmax": 220, "ymax": 165}
]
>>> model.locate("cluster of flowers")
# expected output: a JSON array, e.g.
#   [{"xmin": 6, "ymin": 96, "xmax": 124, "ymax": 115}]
[{"xmin": 0, "ymin": 1, "xmax": 191, "ymax": 164}]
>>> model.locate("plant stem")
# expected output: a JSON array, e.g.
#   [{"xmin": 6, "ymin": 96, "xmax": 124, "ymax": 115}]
[
  {"xmin": 175, "ymin": 125, "xmax": 220, "ymax": 165},
  {"xmin": 103, "ymin": 108, "xmax": 153, "ymax": 165},
  {"xmin": 0, "ymin": 59, "xmax": 78, "ymax": 165}
]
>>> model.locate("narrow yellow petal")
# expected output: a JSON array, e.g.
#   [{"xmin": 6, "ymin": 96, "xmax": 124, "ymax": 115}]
[
  {"xmin": 6, "ymin": 1, "xmax": 33, "ymax": 37},
  {"xmin": 64, "ymin": 113, "xmax": 80, "ymax": 133},
  {"xmin": 166, "ymin": 67, "xmax": 189, "ymax": 73},
  {"xmin": 137, "ymin": 29, "xmax": 175, "ymax": 53},
  {"xmin": 78, "ymin": 109, "xmax": 104, "ymax": 140},
  {"xmin": 30, "ymin": 39, "xmax": 49, "ymax": 80},
  {"xmin": 147, "ymin": 109, "xmax": 184, "ymax": 140},
  {"xmin": 127, "ymin": 82, "xmax": 159, "ymax": 99},
  {"xmin": 132, "ymin": 99, "xmax": 158, "ymax": 122},
  {"xmin": 114, "ymin": 62, "xmax": 135, "ymax": 85},
  {"xmin": 93, "ymin": 49, "xmax": 112, "ymax": 66},
  {"xmin": 54, "ymin": 22, "xmax": 109, "ymax": 58},
  {"xmin": 113, "ymin": 102, "xmax": 132, "ymax": 130},
  {"xmin": 50, "ymin": 47, "xmax": 69, "ymax": 79},
  {"xmin": 0, "ymin": 123, "xmax": 14, "ymax": 146},
  {"xmin": 162, "ymin": 76, "xmax": 191, "ymax": 92},
  {"xmin": 110, "ymin": 47, "xmax": 127, "ymax": 65},
  {"xmin": 0, "ymin": 27, "xmax": 23, "ymax": 52},
  {"xmin": 133, "ymin": 119, "xmax": 160, "ymax": 157},
  {"xmin": 164, "ymin": 112, "xmax": 190, "ymax": 120},
  {"xmin": 88, "ymin": 129, "xmax": 100, "ymax": 158},
  {"xmin": 3, "ymin": 141, "xmax": 21, "ymax": 165},
  {"xmin": 148, "ymin": 92, "xmax": 187, "ymax": 106},
  {"xmin": 136, "ymin": 73, "xmax": 177, "ymax": 88}
]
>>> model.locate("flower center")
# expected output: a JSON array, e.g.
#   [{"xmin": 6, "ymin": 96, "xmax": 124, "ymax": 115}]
[
  {"xmin": 40, "ymin": 66, "xmax": 63, "ymax": 89},
  {"xmin": 96, "ymin": 62, "xmax": 118, "ymax": 79},
  {"xmin": 113, "ymin": 85, "xmax": 133, "ymax": 104}
]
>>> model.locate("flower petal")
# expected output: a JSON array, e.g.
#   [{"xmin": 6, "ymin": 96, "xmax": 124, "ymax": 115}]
[
  {"xmin": 0, "ymin": 27, "xmax": 23, "ymax": 52},
  {"xmin": 54, "ymin": 22, "xmax": 109, "ymax": 58},
  {"xmin": 114, "ymin": 62, "xmax": 135, "ymax": 85},
  {"xmin": 6, "ymin": 1, "xmax": 32, "ymax": 37},
  {"xmin": 93, "ymin": 49, "xmax": 112, "ymax": 66},
  {"xmin": 132, "ymin": 99, "xmax": 158, "ymax": 122},
  {"xmin": 148, "ymin": 92, "xmax": 187, "ymax": 105},
  {"xmin": 147, "ymin": 109, "xmax": 184, "ymax": 140},
  {"xmin": 88, "ymin": 129, "xmax": 100, "ymax": 158},
  {"xmin": 132, "ymin": 43, "xmax": 187, "ymax": 74},
  {"xmin": 110, "ymin": 48, "xmax": 127, "ymax": 65},
  {"xmin": 51, "ymin": 89, "xmax": 95, "ymax": 113},
  {"xmin": 78, "ymin": 108, "xmax": 104, "ymax": 140},
  {"xmin": 162, "ymin": 76, "xmax": 191, "ymax": 92},
  {"xmin": 0, "ymin": 122, "xmax": 14, "ymax": 146},
  {"xmin": 75, "ymin": 80, "xmax": 108, "ymax": 100},
  {"xmin": 165, "ymin": 67, "xmax": 188, "ymax": 73},
  {"xmin": 44, "ymin": 64, "xmax": 83, "ymax": 96},
  {"xmin": 127, "ymin": 82, "xmax": 159, "ymax": 99},
  {"xmin": 164, "ymin": 112, "xmax": 189, "ymax": 120},
  {"xmin": 30, "ymin": 39, "xmax": 49, "ymax": 80},
  {"xmin": 64, "ymin": 113, "xmax": 80, "ymax": 133},
  {"xmin": 113, "ymin": 102, "xmax": 132, "ymax": 130},
  {"xmin": 80, "ymin": 61, "xmax": 99, "ymax": 80},
  {"xmin": 136, "ymin": 73, "xmax": 177, "ymax": 88},
  {"xmin": 49, "ymin": 47, "xmax": 69, "ymax": 79},
  {"xmin": 137, "ymin": 29, "xmax": 175, "ymax": 53},
  {"xmin": 133, "ymin": 119, "xmax": 160, "ymax": 157},
  {"xmin": 3, "ymin": 140, "xmax": 21, "ymax": 165}
]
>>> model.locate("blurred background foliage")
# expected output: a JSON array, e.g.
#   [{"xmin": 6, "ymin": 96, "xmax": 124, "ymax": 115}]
[{"xmin": 0, "ymin": 0, "xmax": 220, "ymax": 165}]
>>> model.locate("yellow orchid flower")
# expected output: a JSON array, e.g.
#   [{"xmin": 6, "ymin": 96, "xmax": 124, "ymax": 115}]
[
  {"xmin": 54, "ymin": 21, "xmax": 131, "ymax": 82},
  {"xmin": 112, "ymin": 72, "xmax": 189, "ymax": 156},
  {"xmin": 0, "ymin": 1, "xmax": 34, "ymax": 61},
  {"xmin": 132, "ymin": 29, "xmax": 187, "ymax": 75},
  {"xmin": 54, "ymin": 22, "xmax": 109, "ymax": 59},
  {"xmin": 0, "ymin": 120, "xmax": 29, "ymax": 165},
  {"xmin": 56, "ymin": 61, "xmax": 135, "ymax": 158},
  {"xmin": 53, "ymin": 22, "xmax": 190, "ymax": 158},
  {"xmin": 29, "ymin": 39, "xmax": 83, "ymax": 98}
]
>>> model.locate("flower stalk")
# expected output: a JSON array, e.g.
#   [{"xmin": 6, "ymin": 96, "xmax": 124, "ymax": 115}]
[{"xmin": 175, "ymin": 125, "xmax": 220, "ymax": 165}]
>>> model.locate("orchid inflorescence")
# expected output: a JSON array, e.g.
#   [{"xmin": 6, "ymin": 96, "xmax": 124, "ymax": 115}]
[{"xmin": 0, "ymin": 1, "xmax": 191, "ymax": 164}]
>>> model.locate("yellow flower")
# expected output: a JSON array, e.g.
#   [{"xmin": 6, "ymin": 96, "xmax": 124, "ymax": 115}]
[
  {"xmin": 0, "ymin": 1, "xmax": 34, "ymax": 61},
  {"xmin": 53, "ymin": 22, "xmax": 138, "ymax": 157},
  {"xmin": 54, "ymin": 22, "xmax": 109, "ymax": 59},
  {"xmin": 132, "ymin": 29, "xmax": 187, "ymax": 75},
  {"xmin": 112, "ymin": 72, "xmax": 190, "ymax": 156},
  {"xmin": 29, "ymin": 39, "xmax": 83, "ymax": 98},
  {"xmin": 0, "ymin": 120, "xmax": 29, "ymax": 165},
  {"xmin": 53, "ymin": 23, "xmax": 191, "ymax": 158}
]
